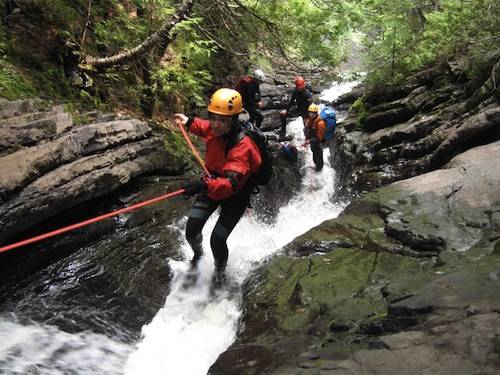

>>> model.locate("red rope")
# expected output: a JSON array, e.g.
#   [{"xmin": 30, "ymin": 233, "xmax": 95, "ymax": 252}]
[
  {"xmin": 177, "ymin": 121, "xmax": 211, "ymax": 176},
  {"xmin": 0, "ymin": 189, "xmax": 186, "ymax": 254}
]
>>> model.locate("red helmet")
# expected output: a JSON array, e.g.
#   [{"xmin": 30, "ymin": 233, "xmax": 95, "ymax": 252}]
[{"xmin": 294, "ymin": 76, "xmax": 306, "ymax": 90}]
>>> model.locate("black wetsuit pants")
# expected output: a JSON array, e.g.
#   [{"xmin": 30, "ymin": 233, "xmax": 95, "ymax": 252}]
[
  {"xmin": 185, "ymin": 193, "xmax": 248, "ymax": 272},
  {"xmin": 248, "ymin": 107, "xmax": 263, "ymax": 129},
  {"xmin": 309, "ymin": 137, "xmax": 324, "ymax": 171}
]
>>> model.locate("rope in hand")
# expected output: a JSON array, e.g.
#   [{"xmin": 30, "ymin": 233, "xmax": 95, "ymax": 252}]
[{"xmin": 176, "ymin": 118, "xmax": 211, "ymax": 176}]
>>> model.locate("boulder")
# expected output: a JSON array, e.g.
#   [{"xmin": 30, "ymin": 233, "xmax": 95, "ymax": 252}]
[
  {"xmin": 0, "ymin": 99, "xmax": 185, "ymax": 244},
  {"xmin": 210, "ymin": 141, "xmax": 500, "ymax": 374},
  {"xmin": 331, "ymin": 63, "xmax": 500, "ymax": 196}
]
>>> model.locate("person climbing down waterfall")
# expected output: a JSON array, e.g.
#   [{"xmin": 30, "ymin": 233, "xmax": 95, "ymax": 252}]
[
  {"xmin": 174, "ymin": 88, "xmax": 262, "ymax": 290},
  {"xmin": 279, "ymin": 76, "xmax": 313, "ymax": 136},
  {"xmin": 304, "ymin": 103, "xmax": 326, "ymax": 171},
  {"xmin": 235, "ymin": 69, "xmax": 265, "ymax": 129}
]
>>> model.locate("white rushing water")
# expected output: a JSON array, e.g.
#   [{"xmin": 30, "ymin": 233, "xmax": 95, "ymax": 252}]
[
  {"xmin": 0, "ymin": 81, "xmax": 355, "ymax": 375},
  {"xmin": 0, "ymin": 318, "xmax": 132, "ymax": 374}
]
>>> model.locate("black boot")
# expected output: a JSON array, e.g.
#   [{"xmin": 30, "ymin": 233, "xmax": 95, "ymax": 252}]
[
  {"xmin": 189, "ymin": 252, "xmax": 202, "ymax": 271},
  {"xmin": 182, "ymin": 253, "xmax": 203, "ymax": 289},
  {"xmin": 210, "ymin": 263, "xmax": 227, "ymax": 293}
]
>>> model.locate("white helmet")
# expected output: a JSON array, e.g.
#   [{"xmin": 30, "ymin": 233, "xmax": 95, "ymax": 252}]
[{"xmin": 253, "ymin": 69, "xmax": 265, "ymax": 81}]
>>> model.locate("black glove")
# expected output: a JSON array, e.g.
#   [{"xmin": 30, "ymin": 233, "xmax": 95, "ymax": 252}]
[{"xmin": 183, "ymin": 180, "xmax": 208, "ymax": 196}]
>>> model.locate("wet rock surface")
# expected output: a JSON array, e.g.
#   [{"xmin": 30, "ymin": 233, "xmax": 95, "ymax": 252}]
[
  {"xmin": 0, "ymin": 100, "xmax": 186, "ymax": 244},
  {"xmin": 0, "ymin": 176, "xmax": 192, "ymax": 341},
  {"xmin": 0, "ymin": 99, "xmax": 189, "ymax": 340},
  {"xmin": 331, "ymin": 57, "xmax": 500, "ymax": 198}
]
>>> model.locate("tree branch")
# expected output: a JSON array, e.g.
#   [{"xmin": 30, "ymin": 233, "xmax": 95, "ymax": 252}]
[{"xmin": 84, "ymin": 0, "xmax": 195, "ymax": 69}]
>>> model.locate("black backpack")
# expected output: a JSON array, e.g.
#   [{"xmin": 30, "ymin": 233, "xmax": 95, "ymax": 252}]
[{"xmin": 226, "ymin": 122, "xmax": 273, "ymax": 188}]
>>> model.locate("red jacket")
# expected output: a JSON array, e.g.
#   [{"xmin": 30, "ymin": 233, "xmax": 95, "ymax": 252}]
[{"xmin": 189, "ymin": 117, "xmax": 262, "ymax": 200}]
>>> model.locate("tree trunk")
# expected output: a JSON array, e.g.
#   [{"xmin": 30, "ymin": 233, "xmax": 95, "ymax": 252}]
[{"xmin": 84, "ymin": 0, "xmax": 195, "ymax": 69}]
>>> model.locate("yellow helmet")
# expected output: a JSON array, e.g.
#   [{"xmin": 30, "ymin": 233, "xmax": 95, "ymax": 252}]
[
  {"xmin": 308, "ymin": 103, "xmax": 320, "ymax": 113},
  {"xmin": 207, "ymin": 88, "xmax": 242, "ymax": 115}
]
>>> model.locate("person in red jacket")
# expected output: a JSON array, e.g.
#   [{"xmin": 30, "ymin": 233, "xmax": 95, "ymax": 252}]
[
  {"xmin": 174, "ymin": 88, "xmax": 262, "ymax": 288},
  {"xmin": 235, "ymin": 69, "xmax": 265, "ymax": 128}
]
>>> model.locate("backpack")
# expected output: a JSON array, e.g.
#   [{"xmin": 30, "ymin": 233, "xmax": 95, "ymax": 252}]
[
  {"xmin": 281, "ymin": 142, "xmax": 298, "ymax": 162},
  {"xmin": 226, "ymin": 122, "xmax": 273, "ymax": 189},
  {"xmin": 320, "ymin": 105, "xmax": 337, "ymax": 141},
  {"xmin": 235, "ymin": 76, "xmax": 252, "ymax": 96}
]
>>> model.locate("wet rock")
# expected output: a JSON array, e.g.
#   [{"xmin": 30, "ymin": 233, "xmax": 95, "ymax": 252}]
[
  {"xmin": 0, "ymin": 101, "xmax": 185, "ymax": 244},
  {"xmin": 332, "ymin": 57, "xmax": 500, "ymax": 196},
  {"xmin": 0, "ymin": 98, "xmax": 36, "ymax": 119},
  {"xmin": 300, "ymin": 351, "xmax": 320, "ymax": 360},
  {"xmin": 297, "ymin": 360, "xmax": 318, "ymax": 369},
  {"xmin": 212, "ymin": 136, "xmax": 500, "ymax": 373},
  {"xmin": 252, "ymin": 138, "xmax": 302, "ymax": 222},
  {"xmin": 363, "ymin": 105, "xmax": 415, "ymax": 132},
  {"xmin": 488, "ymin": 270, "xmax": 500, "ymax": 281},
  {"xmin": 328, "ymin": 320, "xmax": 351, "ymax": 332},
  {"xmin": 0, "ymin": 176, "xmax": 191, "ymax": 341},
  {"xmin": 379, "ymin": 331, "xmax": 425, "ymax": 349},
  {"xmin": 0, "ymin": 106, "xmax": 72, "ymax": 156},
  {"xmin": 385, "ymin": 141, "xmax": 500, "ymax": 253},
  {"xmin": 334, "ymin": 85, "xmax": 365, "ymax": 106}
]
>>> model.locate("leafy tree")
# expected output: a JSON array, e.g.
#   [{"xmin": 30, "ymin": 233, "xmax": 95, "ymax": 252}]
[{"xmin": 354, "ymin": 0, "xmax": 500, "ymax": 83}]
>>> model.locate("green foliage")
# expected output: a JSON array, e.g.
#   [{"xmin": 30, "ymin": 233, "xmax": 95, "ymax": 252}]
[
  {"xmin": 2, "ymin": 0, "xmax": 497, "ymax": 112},
  {"xmin": 356, "ymin": 0, "xmax": 500, "ymax": 84},
  {"xmin": 244, "ymin": 0, "xmax": 358, "ymax": 68},
  {"xmin": 161, "ymin": 122, "xmax": 193, "ymax": 160},
  {"xmin": 89, "ymin": 2, "xmax": 215, "ymax": 112},
  {"xmin": 93, "ymin": 2, "xmax": 175, "ymax": 51},
  {"xmin": 0, "ymin": 60, "xmax": 36, "ymax": 100},
  {"xmin": 350, "ymin": 96, "xmax": 367, "ymax": 125},
  {"xmin": 154, "ymin": 19, "xmax": 216, "ymax": 110}
]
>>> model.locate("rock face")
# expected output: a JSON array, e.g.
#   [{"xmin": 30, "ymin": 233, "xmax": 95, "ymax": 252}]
[
  {"xmin": 258, "ymin": 73, "xmax": 324, "ymax": 131},
  {"xmin": 210, "ymin": 140, "xmax": 500, "ymax": 374},
  {"xmin": 0, "ymin": 99, "xmax": 185, "ymax": 244},
  {"xmin": 0, "ymin": 99, "xmax": 189, "ymax": 339},
  {"xmin": 332, "ymin": 57, "xmax": 500, "ymax": 197},
  {"xmin": 0, "ymin": 175, "xmax": 193, "ymax": 340}
]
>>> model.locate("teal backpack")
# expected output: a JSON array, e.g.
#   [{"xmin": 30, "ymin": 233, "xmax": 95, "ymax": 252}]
[{"xmin": 320, "ymin": 106, "xmax": 337, "ymax": 141}]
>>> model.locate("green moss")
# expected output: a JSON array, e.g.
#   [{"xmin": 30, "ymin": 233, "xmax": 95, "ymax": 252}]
[
  {"xmin": 349, "ymin": 95, "xmax": 368, "ymax": 125},
  {"xmin": 254, "ymin": 245, "xmax": 439, "ymax": 336},
  {"xmin": 72, "ymin": 113, "xmax": 91, "ymax": 126},
  {"xmin": 0, "ymin": 60, "xmax": 36, "ymax": 99},
  {"xmin": 0, "ymin": 22, "xmax": 37, "ymax": 99},
  {"xmin": 493, "ymin": 239, "xmax": 500, "ymax": 255},
  {"xmin": 161, "ymin": 122, "xmax": 194, "ymax": 160}
]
